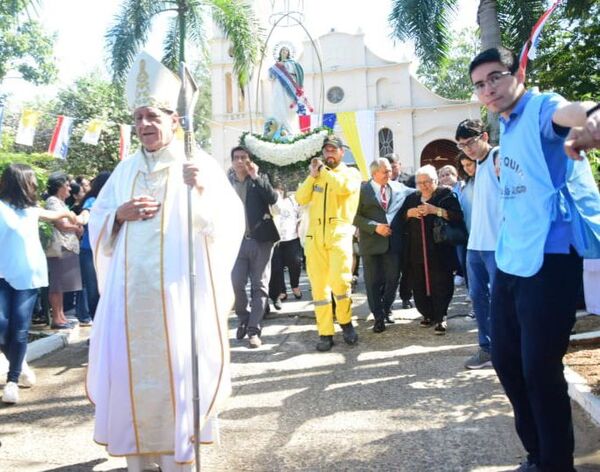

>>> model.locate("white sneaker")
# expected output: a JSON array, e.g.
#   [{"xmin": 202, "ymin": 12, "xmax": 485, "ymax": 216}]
[
  {"xmin": 2, "ymin": 381, "xmax": 19, "ymax": 404},
  {"xmin": 454, "ymin": 275, "xmax": 465, "ymax": 286},
  {"xmin": 19, "ymin": 360, "xmax": 36, "ymax": 388}
]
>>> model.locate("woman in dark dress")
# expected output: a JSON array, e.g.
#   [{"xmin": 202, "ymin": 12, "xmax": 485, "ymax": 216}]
[{"xmin": 401, "ymin": 164, "xmax": 464, "ymax": 334}]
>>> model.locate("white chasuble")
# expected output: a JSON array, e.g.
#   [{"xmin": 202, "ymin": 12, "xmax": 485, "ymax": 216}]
[
  {"xmin": 126, "ymin": 166, "xmax": 174, "ymax": 453},
  {"xmin": 87, "ymin": 141, "xmax": 244, "ymax": 463}
]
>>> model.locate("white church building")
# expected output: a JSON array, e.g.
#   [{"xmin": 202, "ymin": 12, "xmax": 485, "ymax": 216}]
[{"xmin": 209, "ymin": 28, "xmax": 481, "ymax": 172}]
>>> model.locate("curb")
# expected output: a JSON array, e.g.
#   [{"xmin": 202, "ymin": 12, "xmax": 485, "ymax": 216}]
[
  {"xmin": 566, "ymin": 365, "xmax": 600, "ymax": 426},
  {"xmin": 26, "ymin": 326, "xmax": 84, "ymax": 363}
]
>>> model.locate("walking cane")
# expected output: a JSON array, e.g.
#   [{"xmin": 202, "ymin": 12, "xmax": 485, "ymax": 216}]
[
  {"xmin": 177, "ymin": 62, "xmax": 201, "ymax": 472},
  {"xmin": 420, "ymin": 216, "xmax": 431, "ymax": 296}
]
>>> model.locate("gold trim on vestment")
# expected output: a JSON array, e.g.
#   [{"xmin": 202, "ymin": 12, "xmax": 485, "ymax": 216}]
[
  {"xmin": 125, "ymin": 173, "xmax": 142, "ymax": 453},
  {"xmin": 125, "ymin": 167, "xmax": 176, "ymax": 453}
]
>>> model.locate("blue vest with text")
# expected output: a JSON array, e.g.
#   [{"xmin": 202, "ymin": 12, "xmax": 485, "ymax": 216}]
[{"xmin": 496, "ymin": 93, "xmax": 600, "ymax": 277}]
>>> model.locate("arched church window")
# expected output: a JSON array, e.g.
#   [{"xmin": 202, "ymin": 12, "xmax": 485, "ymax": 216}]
[{"xmin": 378, "ymin": 128, "xmax": 394, "ymax": 156}]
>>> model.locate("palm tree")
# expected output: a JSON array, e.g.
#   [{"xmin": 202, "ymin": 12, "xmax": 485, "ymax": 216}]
[
  {"xmin": 389, "ymin": 0, "xmax": 591, "ymax": 142},
  {"xmin": 0, "ymin": 0, "xmax": 40, "ymax": 18},
  {"xmin": 106, "ymin": 0, "xmax": 261, "ymax": 87},
  {"xmin": 388, "ymin": 0, "xmax": 591, "ymax": 68}
]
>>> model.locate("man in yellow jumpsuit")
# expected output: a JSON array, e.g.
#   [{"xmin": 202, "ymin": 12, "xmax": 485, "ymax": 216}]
[{"xmin": 296, "ymin": 136, "xmax": 362, "ymax": 351}]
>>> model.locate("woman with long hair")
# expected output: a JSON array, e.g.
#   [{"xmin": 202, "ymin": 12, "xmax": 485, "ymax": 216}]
[{"xmin": 0, "ymin": 164, "xmax": 77, "ymax": 403}]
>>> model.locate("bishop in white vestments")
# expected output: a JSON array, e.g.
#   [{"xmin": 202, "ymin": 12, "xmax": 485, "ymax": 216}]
[{"xmin": 86, "ymin": 52, "xmax": 244, "ymax": 471}]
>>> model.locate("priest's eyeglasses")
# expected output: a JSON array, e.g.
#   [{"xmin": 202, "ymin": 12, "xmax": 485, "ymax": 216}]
[{"xmin": 472, "ymin": 71, "xmax": 512, "ymax": 95}]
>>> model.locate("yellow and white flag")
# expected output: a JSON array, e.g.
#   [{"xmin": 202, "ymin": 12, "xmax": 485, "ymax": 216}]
[
  {"xmin": 15, "ymin": 109, "xmax": 41, "ymax": 146},
  {"xmin": 81, "ymin": 118, "xmax": 106, "ymax": 145}
]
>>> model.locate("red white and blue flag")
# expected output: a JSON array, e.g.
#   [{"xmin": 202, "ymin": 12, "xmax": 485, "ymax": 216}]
[
  {"xmin": 519, "ymin": 0, "xmax": 563, "ymax": 74},
  {"xmin": 48, "ymin": 115, "xmax": 74, "ymax": 159}
]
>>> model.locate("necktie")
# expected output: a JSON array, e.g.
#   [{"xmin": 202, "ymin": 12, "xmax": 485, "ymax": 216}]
[{"xmin": 380, "ymin": 185, "xmax": 388, "ymax": 210}]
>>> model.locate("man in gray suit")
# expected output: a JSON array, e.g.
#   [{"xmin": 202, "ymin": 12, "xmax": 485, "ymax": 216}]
[{"xmin": 354, "ymin": 158, "xmax": 415, "ymax": 333}]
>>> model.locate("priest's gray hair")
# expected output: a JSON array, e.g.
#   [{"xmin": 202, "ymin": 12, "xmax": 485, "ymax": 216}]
[
  {"xmin": 369, "ymin": 158, "xmax": 390, "ymax": 176},
  {"xmin": 415, "ymin": 164, "xmax": 438, "ymax": 183}
]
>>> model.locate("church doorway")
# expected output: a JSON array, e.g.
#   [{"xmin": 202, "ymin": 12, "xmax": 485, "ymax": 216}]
[{"xmin": 419, "ymin": 139, "xmax": 459, "ymax": 170}]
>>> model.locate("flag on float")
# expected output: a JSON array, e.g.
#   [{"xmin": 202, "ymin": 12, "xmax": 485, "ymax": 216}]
[
  {"xmin": 323, "ymin": 113, "xmax": 337, "ymax": 130},
  {"xmin": 119, "ymin": 124, "xmax": 131, "ymax": 160},
  {"xmin": 48, "ymin": 115, "xmax": 74, "ymax": 159},
  {"xmin": 15, "ymin": 109, "xmax": 41, "ymax": 146},
  {"xmin": 519, "ymin": 0, "xmax": 563, "ymax": 74},
  {"xmin": 299, "ymin": 115, "xmax": 311, "ymax": 133},
  {"xmin": 81, "ymin": 118, "xmax": 105, "ymax": 145},
  {"xmin": 337, "ymin": 111, "xmax": 374, "ymax": 180}
]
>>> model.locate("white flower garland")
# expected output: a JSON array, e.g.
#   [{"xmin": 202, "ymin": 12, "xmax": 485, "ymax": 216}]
[{"xmin": 243, "ymin": 130, "xmax": 329, "ymax": 166}]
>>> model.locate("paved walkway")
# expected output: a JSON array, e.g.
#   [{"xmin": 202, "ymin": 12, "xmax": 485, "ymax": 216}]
[{"xmin": 2, "ymin": 276, "xmax": 600, "ymax": 471}]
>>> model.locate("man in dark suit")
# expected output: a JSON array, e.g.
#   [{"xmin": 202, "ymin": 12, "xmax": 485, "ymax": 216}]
[
  {"xmin": 354, "ymin": 158, "xmax": 415, "ymax": 333},
  {"xmin": 229, "ymin": 146, "xmax": 280, "ymax": 348}
]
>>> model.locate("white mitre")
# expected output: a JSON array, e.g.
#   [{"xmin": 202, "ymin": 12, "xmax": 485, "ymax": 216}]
[{"xmin": 126, "ymin": 51, "xmax": 181, "ymax": 112}]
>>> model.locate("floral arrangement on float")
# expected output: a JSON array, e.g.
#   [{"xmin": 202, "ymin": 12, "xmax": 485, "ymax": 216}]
[{"xmin": 240, "ymin": 126, "xmax": 332, "ymax": 171}]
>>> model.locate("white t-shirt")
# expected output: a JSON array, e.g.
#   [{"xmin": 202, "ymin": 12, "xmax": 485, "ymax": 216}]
[
  {"xmin": 273, "ymin": 195, "xmax": 301, "ymax": 242},
  {"xmin": 0, "ymin": 201, "xmax": 48, "ymax": 290},
  {"xmin": 467, "ymin": 147, "xmax": 502, "ymax": 251}
]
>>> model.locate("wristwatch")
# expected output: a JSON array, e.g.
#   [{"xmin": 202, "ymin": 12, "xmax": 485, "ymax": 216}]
[{"xmin": 437, "ymin": 208, "xmax": 443, "ymax": 217}]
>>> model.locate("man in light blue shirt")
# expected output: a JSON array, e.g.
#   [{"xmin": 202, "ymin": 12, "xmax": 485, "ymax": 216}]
[
  {"xmin": 455, "ymin": 119, "xmax": 500, "ymax": 371},
  {"xmin": 470, "ymin": 46, "xmax": 600, "ymax": 472}
]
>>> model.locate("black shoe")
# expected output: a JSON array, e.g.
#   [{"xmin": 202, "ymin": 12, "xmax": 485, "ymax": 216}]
[
  {"xmin": 292, "ymin": 289, "xmax": 302, "ymax": 299},
  {"xmin": 373, "ymin": 319, "xmax": 386, "ymax": 333},
  {"xmin": 401, "ymin": 300, "xmax": 413, "ymax": 309},
  {"xmin": 512, "ymin": 461, "xmax": 540, "ymax": 471},
  {"xmin": 273, "ymin": 299, "xmax": 282, "ymax": 310},
  {"xmin": 236, "ymin": 323, "xmax": 247, "ymax": 340},
  {"xmin": 340, "ymin": 322, "xmax": 358, "ymax": 345},
  {"xmin": 384, "ymin": 314, "xmax": 395, "ymax": 324},
  {"xmin": 316, "ymin": 335, "xmax": 334, "ymax": 352},
  {"xmin": 434, "ymin": 321, "xmax": 447, "ymax": 335},
  {"xmin": 419, "ymin": 318, "xmax": 432, "ymax": 328},
  {"xmin": 31, "ymin": 315, "xmax": 49, "ymax": 325}
]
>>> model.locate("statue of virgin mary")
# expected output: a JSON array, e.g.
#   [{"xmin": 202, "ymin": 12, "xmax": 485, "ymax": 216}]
[{"xmin": 266, "ymin": 42, "xmax": 312, "ymax": 138}]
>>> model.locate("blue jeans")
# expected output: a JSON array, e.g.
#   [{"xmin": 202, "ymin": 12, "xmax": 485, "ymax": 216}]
[
  {"xmin": 491, "ymin": 251, "xmax": 581, "ymax": 471},
  {"xmin": 466, "ymin": 250, "xmax": 496, "ymax": 352},
  {"xmin": 0, "ymin": 279, "xmax": 38, "ymax": 383},
  {"xmin": 80, "ymin": 248, "xmax": 99, "ymax": 319}
]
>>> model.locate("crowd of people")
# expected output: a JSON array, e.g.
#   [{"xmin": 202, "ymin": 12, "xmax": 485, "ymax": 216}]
[{"xmin": 1, "ymin": 46, "xmax": 600, "ymax": 471}]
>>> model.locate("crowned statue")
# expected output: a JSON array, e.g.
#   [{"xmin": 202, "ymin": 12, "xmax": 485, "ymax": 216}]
[{"xmin": 265, "ymin": 42, "xmax": 312, "ymax": 140}]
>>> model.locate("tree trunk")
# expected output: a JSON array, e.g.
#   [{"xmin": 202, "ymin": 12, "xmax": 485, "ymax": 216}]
[{"xmin": 477, "ymin": 0, "xmax": 502, "ymax": 143}]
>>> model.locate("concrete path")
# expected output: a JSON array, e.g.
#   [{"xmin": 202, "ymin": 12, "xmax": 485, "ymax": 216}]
[{"xmin": 2, "ymin": 278, "xmax": 600, "ymax": 471}]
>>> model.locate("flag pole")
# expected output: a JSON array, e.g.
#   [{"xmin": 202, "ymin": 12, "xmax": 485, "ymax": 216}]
[{"xmin": 178, "ymin": 62, "xmax": 201, "ymax": 472}]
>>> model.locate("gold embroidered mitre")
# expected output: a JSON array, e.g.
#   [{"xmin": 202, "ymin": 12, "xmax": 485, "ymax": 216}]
[{"xmin": 126, "ymin": 51, "xmax": 181, "ymax": 112}]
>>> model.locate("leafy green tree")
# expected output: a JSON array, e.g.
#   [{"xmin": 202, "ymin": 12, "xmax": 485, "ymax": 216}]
[
  {"xmin": 390, "ymin": 0, "xmax": 592, "ymax": 142},
  {"xmin": 192, "ymin": 56, "xmax": 212, "ymax": 150},
  {"xmin": 4, "ymin": 74, "xmax": 132, "ymax": 177},
  {"xmin": 45, "ymin": 74, "xmax": 133, "ymax": 176},
  {"xmin": 388, "ymin": 0, "xmax": 592, "ymax": 68},
  {"xmin": 106, "ymin": 0, "xmax": 261, "ymax": 89},
  {"xmin": 416, "ymin": 28, "xmax": 478, "ymax": 100},
  {"xmin": 0, "ymin": 0, "xmax": 57, "ymax": 85},
  {"xmin": 527, "ymin": 2, "xmax": 600, "ymax": 102}
]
